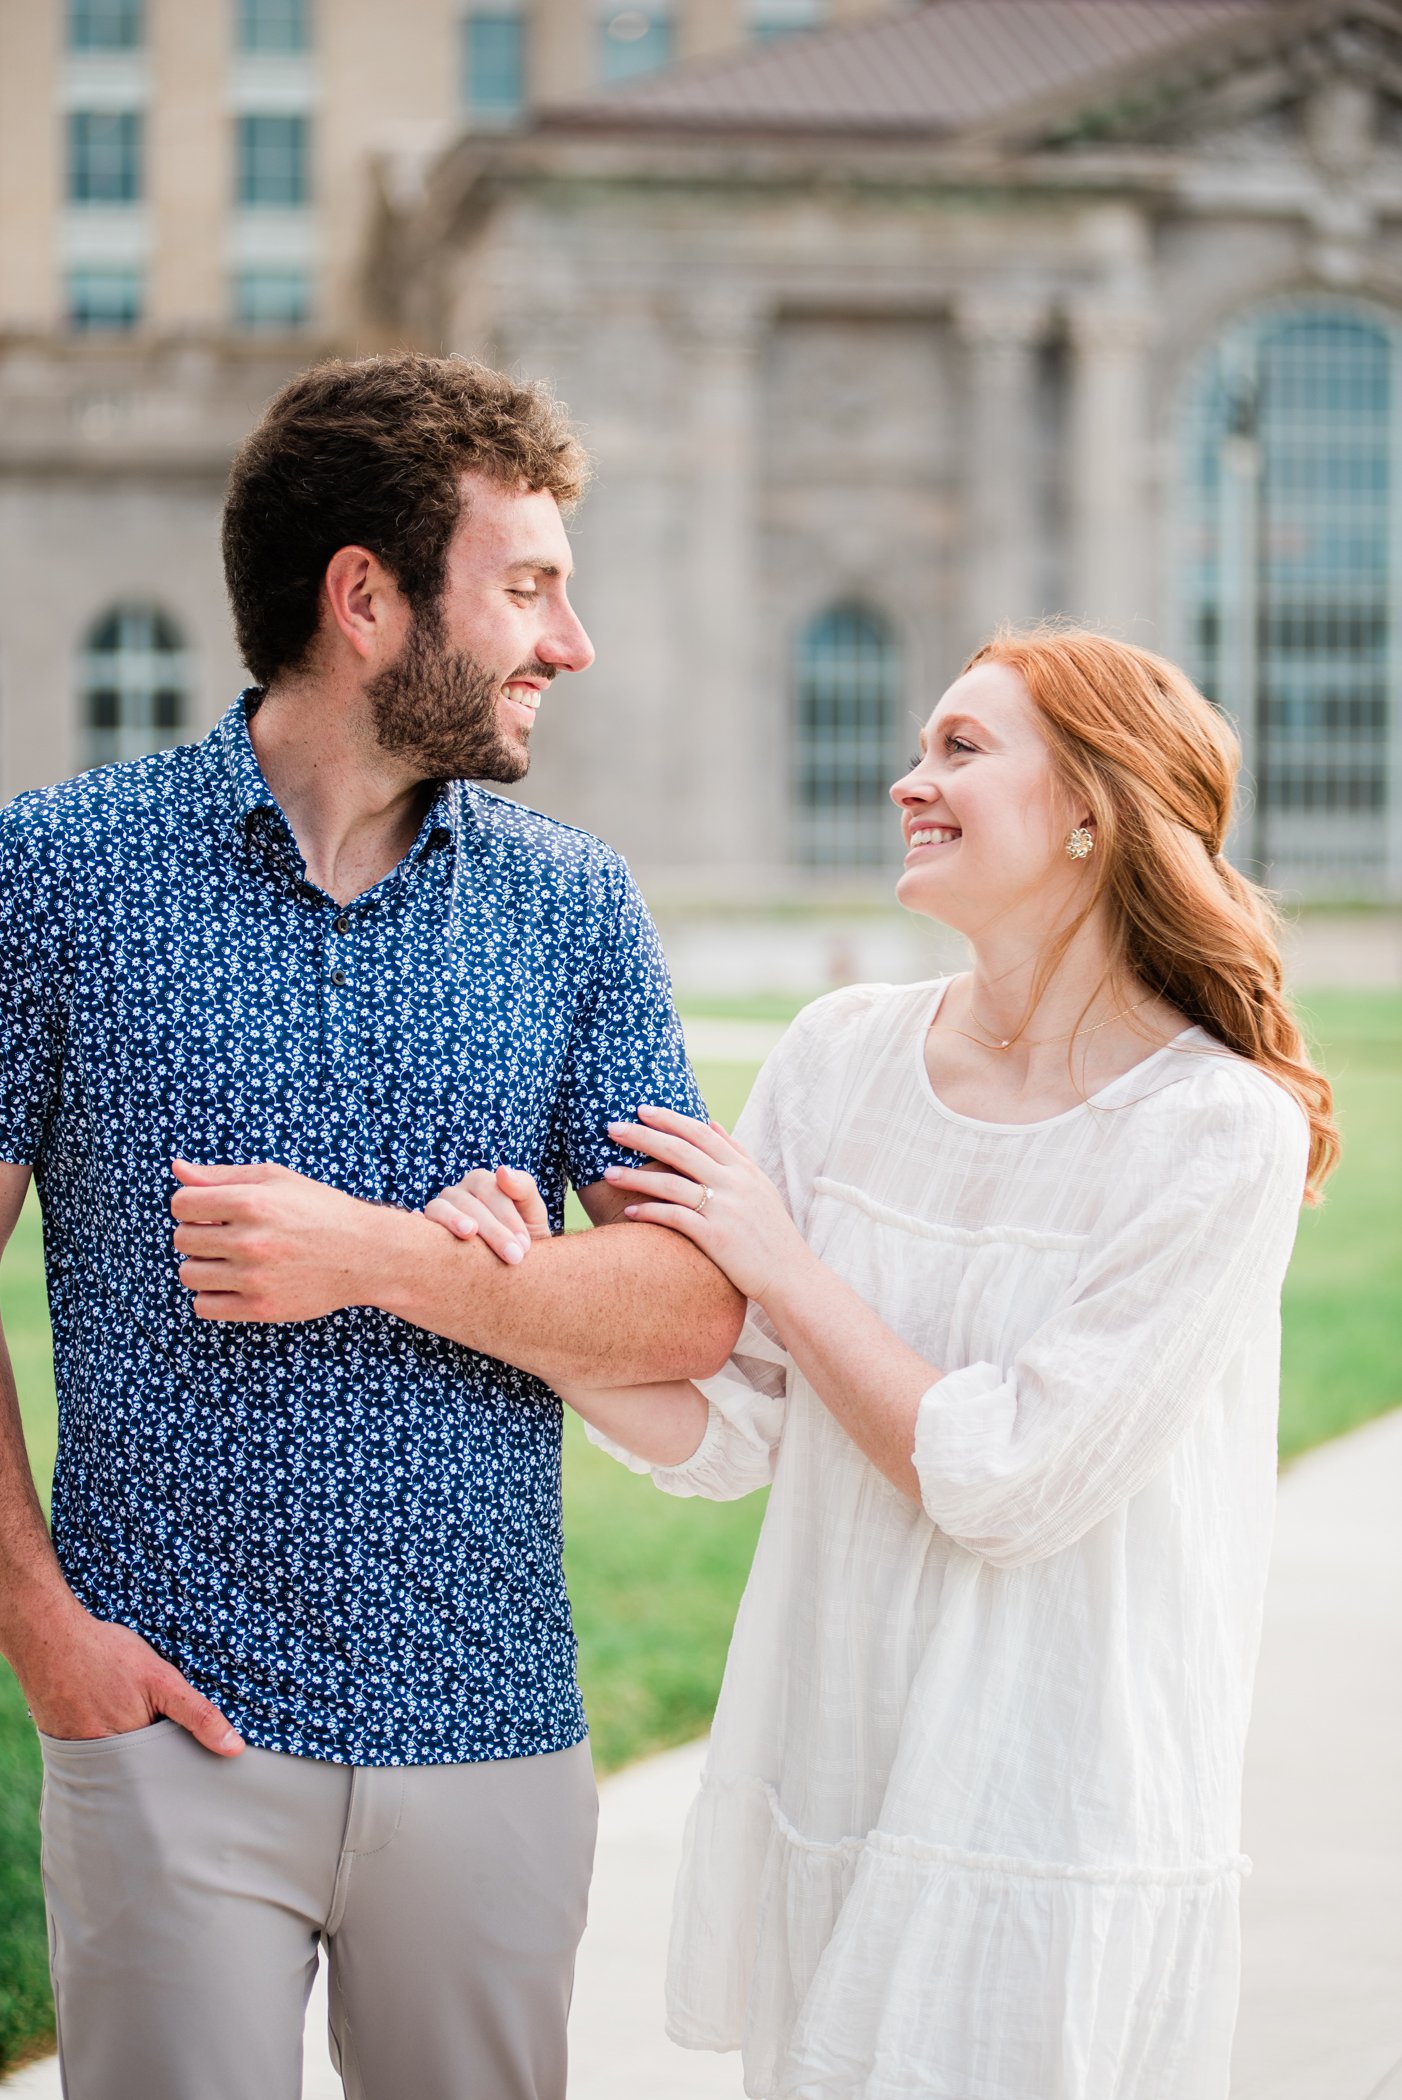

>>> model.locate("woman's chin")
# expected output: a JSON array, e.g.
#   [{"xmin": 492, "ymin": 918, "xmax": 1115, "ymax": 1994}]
[{"xmin": 894, "ymin": 863, "xmax": 969, "ymax": 930}]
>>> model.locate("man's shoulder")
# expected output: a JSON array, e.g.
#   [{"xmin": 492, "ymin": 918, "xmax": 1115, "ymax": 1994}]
[
  {"xmin": 2, "ymin": 741, "xmax": 207, "ymax": 862},
  {"xmin": 464, "ymin": 785, "xmax": 628, "ymax": 888}
]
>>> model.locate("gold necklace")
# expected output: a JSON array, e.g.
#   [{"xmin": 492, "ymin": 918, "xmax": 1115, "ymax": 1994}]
[{"xmin": 951, "ymin": 991, "xmax": 1159, "ymax": 1052}]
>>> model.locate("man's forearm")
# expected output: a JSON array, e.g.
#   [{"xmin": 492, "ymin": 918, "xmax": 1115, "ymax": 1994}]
[
  {"xmin": 371, "ymin": 1210, "xmax": 745, "ymax": 1386},
  {"xmin": 0, "ymin": 1327, "xmax": 77, "ymax": 1668}
]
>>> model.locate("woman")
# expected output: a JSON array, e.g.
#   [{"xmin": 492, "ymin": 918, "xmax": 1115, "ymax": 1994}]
[{"xmin": 434, "ymin": 630, "xmax": 1337, "ymax": 2100}]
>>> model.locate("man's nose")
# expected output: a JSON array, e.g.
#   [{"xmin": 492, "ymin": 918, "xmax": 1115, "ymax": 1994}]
[{"xmin": 539, "ymin": 606, "xmax": 594, "ymax": 676}]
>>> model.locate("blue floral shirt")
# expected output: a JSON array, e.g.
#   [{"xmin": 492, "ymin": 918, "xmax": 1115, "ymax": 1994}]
[{"xmin": 0, "ymin": 696, "xmax": 704, "ymax": 1766}]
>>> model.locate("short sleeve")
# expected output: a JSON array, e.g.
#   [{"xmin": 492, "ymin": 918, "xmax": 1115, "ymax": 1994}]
[
  {"xmin": 554, "ymin": 858, "xmax": 705, "ymax": 1192},
  {"xmin": 0, "ymin": 805, "xmax": 65, "ymax": 1164},
  {"xmin": 913, "ymin": 1069, "xmax": 1309, "ymax": 1568}
]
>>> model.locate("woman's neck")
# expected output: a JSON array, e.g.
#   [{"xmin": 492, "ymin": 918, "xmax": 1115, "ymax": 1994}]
[
  {"xmin": 960, "ymin": 913, "xmax": 1136, "ymax": 1050},
  {"xmin": 924, "ymin": 917, "xmax": 1189, "ymax": 1124}
]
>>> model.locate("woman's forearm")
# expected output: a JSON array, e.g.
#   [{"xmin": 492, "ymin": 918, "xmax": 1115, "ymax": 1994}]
[
  {"xmin": 762, "ymin": 1247, "xmax": 941, "ymax": 1502},
  {"xmin": 554, "ymin": 1377, "xmax": 710, "ymax": 1467}
]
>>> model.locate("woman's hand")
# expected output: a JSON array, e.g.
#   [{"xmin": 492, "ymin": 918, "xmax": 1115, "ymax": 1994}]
[
  {"xmin": 424, "ymin": 1166, "xmax": 551, "ymax": 1265},
  {"xmin": 603, "ymin": 1106, "xmax": 808, "ymax": 1305}
]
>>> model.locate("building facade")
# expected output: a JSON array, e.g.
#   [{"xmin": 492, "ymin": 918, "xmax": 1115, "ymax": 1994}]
[
  {"xmin": 4, "ymin": 0, "xmax": 1402, "ymax": 901},
  {"xmin": 0, "ymin": 0, "xmax": 881, "ymax": 807}
]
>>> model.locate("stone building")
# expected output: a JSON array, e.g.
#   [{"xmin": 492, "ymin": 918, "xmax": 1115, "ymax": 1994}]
[{"xmin": 4, "ymin": 0, "xmax": 1402, "ymax": 902}]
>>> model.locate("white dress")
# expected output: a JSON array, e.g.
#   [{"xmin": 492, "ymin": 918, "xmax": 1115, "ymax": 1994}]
[{"xmin": 590, "ymin": 979, "xmax": 1309, "ymax": 2100}]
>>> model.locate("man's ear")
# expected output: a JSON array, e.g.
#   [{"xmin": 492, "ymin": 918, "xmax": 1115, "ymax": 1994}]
[{"xmin": 321, "ymin": 544, "xmax": 404, "ymax": 665}]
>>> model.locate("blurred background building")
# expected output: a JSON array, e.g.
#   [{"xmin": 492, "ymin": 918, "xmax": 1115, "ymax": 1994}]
[{"xmin": 3, "ymin": 0, "xmax": 1402, "ymax": 904}]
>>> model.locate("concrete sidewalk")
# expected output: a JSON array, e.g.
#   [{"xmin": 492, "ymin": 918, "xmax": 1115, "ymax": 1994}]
[
  {"xmin": 7, "ymin": 1406, "xmax": 1400, "ymax": 2097},
  {"xmin": 1232, "ymin": 1404, "xmax": 1402, "ymax": 2100}
]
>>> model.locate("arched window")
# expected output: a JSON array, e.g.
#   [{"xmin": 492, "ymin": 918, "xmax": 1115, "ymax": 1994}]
[
  {"xmin": 81, "ymin": 604, "xmax": 189, "ymax": 767},
  {"xmin": 1180, "ymin": 302, "xmax": 1401, "ymax": 897},
  {"xmin": 793, "ymin": 603, "xmax": 904, "ymax": 868}
]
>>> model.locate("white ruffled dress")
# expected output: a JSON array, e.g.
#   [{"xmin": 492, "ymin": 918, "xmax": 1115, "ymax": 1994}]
[{"xmin": 590, "ymin": 980, "xmax": 1309, "ymax": 2100}]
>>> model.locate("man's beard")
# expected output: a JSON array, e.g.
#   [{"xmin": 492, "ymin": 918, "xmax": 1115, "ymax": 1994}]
[{"xmin": 365, "ymin": 614, "xmax": 549, "ymax": 783}]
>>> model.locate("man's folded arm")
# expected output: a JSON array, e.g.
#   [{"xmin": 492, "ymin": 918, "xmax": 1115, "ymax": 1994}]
[{"xmin": 368, "ymin": 1185, "xmax": 744, "ymax": 1386}]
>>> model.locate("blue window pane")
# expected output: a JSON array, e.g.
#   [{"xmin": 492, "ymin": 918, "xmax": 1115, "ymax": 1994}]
[
  {"xmin": 237, "ymin": 0, "xmax": 309, "ymax": 51},
  {"xmin": 1179, "ymin": 300, "xmax": 1398, "ymax": 890},
  {"xmin": 68, "ymin": 110, "xmax": 143, "ymax": 204},
  {"xmin": 237, "ymin": 114, "xmax": 309, "ymax": 206},
  {"xmin": 68, "ymin": 0, "xmax": 142, "ymax": 50},
  {"xmin": 67, "ymin": 266, "xmax": 143, "ymax": 332},
  {"xmin": 463, "ymin": 13, "xmax": 524, "ymax": 120},
  {"xmin": 599, "ymin": 10, "xmax": 673, "ymax": 83},
  {"xmin": 748, "ymin": 0, "xmax": 821, "ymax": 38},
  {"xmin": 794, "ymin": 604, "xmax": 904, "ymax": 868},
  {"xmin": 233, "ymin": 267, "xmax": 310, "ymax": 329}
]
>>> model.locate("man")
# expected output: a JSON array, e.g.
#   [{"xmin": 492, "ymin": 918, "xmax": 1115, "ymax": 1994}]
[{"xmin": 0, "ymin": 353, "xmax": 742, "ymax": 2100}]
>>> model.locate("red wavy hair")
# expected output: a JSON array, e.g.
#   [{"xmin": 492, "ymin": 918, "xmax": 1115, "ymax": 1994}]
[{"xmin": 965, "ymin": 627, "xmax": 1339, "ymax": 1202}]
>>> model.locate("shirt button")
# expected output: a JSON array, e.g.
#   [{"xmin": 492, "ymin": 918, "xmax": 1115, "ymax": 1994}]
[
  {"xmin": 334, "ymin": 915, "xmax": 350, "ymax": 935},
  {"xmin": 331, "ymin": 968, "xmax": 347, "ymax": 987}
]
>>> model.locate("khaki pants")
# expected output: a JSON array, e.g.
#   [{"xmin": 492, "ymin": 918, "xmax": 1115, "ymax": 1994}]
[{"xmin": 38, "ymin": 1720, "xmax": 597, "ymax": 2100}]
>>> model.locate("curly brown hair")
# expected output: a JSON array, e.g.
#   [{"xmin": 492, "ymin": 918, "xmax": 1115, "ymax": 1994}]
[{"xmin": 222, "ymin": 352, "xmax": 590, "ymax": 687}]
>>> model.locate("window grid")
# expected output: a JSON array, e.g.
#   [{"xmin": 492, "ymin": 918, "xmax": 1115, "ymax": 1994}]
[
  {"xmin": 1181, "ymin": 306, "xmax": 1397, "ymax": 889},
  {"xmin": 68, "ymin": 109, "xmax": 143, "ymax": 204},
  {"xmin": 68, "ymin": 0, "xmax": 142, "ymax": 50},
  {"xmin": 233, "ymin": 266, "xmax": 311, "ymax": 330},
  {"xmin": 463, "ymin": 12, "xmax": 525, "ymax": 120},
  {"xmin": 794, "ymin": 605, "xmax": 905, "ymax": 868},
  {"xmin": 237, "ymin": 0, "xmax": 310, "ymax": 51},
  {"xmin": 67, "ymin": 265, "xmax": 143, "ymax": 332},
  {"xmin": 81, "ymin": 606, "xmax": 188, "ymax": 769},
  {"xmin": 236, "ymin": 113, "xmax": 309, "ymax": 207}
]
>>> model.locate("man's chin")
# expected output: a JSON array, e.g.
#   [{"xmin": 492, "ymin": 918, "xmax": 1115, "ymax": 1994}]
[{"xmin": 457, "ymin": 737, "xmax": 531, "ymax": 786}]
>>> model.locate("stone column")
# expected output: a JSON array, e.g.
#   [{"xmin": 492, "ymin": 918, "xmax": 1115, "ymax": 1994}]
[
  {"xmin": 954, "ymin": 291, "xmax": 1049, "ymax": 653},
  {"xmin": 150, "ymin": 0, "xmax": 229, "ymax": 329},
  {"xmin": 1066, "ymin": 296, "xmax": 1154, "ymax": 637},
  {"xmin": 674, "ymin": 287, "xmax": 767, "ymax": 880},
  {"xmin": 677, "ymin": 0, "xmax": 744, "ymax": 62},
  {"xmin": 529, "ymin": 0, "xmax": 595, "ymax": 108}
]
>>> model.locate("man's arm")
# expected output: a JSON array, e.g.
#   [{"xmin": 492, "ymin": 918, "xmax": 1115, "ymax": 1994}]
[
  {"xmin": 0, "ymin": 1161, "xmax": 243, "ymax": 1751},
  {"xmin": 171, "ymin": 1162, "xmax": 746, "ymax": 1385}
]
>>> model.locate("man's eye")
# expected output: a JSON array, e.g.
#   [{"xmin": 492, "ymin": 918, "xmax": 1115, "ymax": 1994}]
[{"xmin": 507, "ymin": 588, "xmax": 537, "ymax": 602}]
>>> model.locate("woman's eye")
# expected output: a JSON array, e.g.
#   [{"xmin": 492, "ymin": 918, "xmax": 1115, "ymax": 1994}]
[{"xmin": 947, "ymin": 736, "xmax": 976, "ymax": 756}]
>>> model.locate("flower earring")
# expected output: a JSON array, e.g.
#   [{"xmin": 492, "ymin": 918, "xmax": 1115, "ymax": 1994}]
[{"xmin": 1065, "ymin": 826, "xmax": 1095, "ymax": 861}]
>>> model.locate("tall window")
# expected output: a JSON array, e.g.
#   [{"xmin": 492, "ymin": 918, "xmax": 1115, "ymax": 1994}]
[
  {"xmin": 68, "ymin": 110, "xmax": 143, "ymax": 204},
  {"xmin": 67, "ymin": 265, "xmax": 143, "ymax": 332},
  {"xmin": 68, "ymin": 0, "xmax": 142, "ymax": 49},
  {"xmin": 599, "ymin": 7, "xmax": 673, "ymax": 83},
  {"xmin": 236, "ymin": 113, "xmax": 309, "ymax": 206},
  {"xmin": 1181, "ymin": 302, "xmax": 1400, "ymax": 896},
  {"xmin": 237, "ymin": 0, "xmax": 309, "ymax": 50},
  {"xmin": 793, "ymin": 604, "xmax": 904, "ymax": 867},
  {"xmin": 81, "ymin": 607, "xmax": 189, "ymax": 768},
  {"xmin": 463, "ymin": 11, "xmax": 525, "ymax": 123}
]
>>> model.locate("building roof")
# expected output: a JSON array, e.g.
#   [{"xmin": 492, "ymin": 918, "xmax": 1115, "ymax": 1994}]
[{"xmin": 544, "ymin": 0, "xmax": 1275, "ymax": 138}]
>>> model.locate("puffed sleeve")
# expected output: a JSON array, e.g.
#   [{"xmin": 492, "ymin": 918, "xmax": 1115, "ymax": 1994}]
[
  {"xmin": 585, "ymin": 984, "xmax": 880, "ymax": 1501},
  {"xmin": 913, "ymin": 1066, "xmax": 1310, "ymax": 1567}
]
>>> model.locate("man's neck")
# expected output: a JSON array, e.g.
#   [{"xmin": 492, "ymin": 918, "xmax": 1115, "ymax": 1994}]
[{"xmin": 248, "ymin": 682, "xmax": 435, "ymax": 907}]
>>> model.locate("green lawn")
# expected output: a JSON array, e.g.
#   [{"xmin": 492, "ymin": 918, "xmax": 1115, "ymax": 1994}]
[{"xmin": 0, "ymin": 1002, "xmax": 1396, "ymax": 2070}]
